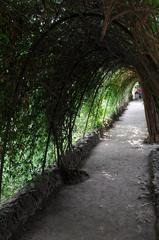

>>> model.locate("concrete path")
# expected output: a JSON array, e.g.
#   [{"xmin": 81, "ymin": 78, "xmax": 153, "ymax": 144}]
[{"xmin": 19, "ymin": 101, "xmax": 156, "ymax": 240}]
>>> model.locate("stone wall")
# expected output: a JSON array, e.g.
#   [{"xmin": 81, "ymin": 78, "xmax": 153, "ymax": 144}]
[
  {"xmin": 0, "ymin": 130, "xmax": 101, "ymax": 240},
  {"xmin": 149, "ymin": 147, "xmax": 159, "ymax": 235},
  {"xmin": 0, "ymin": 102, "xmax": 128, "ymax": 240}
]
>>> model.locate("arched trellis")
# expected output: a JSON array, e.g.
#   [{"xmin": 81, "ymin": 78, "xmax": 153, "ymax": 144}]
[{"xmin": 1, "ymin": 0, "xmax": 159, "ymax": 200}]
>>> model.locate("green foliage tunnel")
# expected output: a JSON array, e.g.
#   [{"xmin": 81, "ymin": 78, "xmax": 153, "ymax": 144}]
[{"xmin": 1, "ymin": 0, "xmax": 159, "ymax": 200}]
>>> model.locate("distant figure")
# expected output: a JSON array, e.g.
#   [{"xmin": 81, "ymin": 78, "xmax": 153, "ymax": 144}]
[
  {"xmin": 135, "ymin": 91, "xmax": 139, "ymax": 100},
  {"xmin": 137, "ymin": 87, "xmax": 143, "ymax": 99},
  {"xmin": 134, "ymin": 87, "xmax": 143, "ymax": 100},
  {"xmin": 132, "ymin": 85, "xmax": 144, "ymax": 100}
]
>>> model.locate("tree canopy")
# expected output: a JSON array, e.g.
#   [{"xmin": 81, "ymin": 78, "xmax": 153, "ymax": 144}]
[{"xmin": 0, "ymin": 0, "xmax": 159, "ymax": 200}]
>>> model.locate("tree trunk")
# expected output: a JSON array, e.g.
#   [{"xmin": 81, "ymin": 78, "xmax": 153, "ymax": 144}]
[{"xmin": 143, "ymin": 87, "xmax": 159, "ymax": 143}]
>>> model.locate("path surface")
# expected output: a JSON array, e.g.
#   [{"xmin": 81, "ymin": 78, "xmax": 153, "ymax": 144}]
[{"xmin": 19, "ymin": 101, "xmax": 156, "ymax": 240}]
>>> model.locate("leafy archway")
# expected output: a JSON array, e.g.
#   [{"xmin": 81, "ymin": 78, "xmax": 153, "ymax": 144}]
[{"xmin": 0, "ymin": 0, "xmax": 159, "ymax": 200}]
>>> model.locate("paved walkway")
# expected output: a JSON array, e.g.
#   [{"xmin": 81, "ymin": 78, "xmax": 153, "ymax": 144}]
[{"xmin": 19, "ymin": 101, "xmax": 156, "ymax": 240}]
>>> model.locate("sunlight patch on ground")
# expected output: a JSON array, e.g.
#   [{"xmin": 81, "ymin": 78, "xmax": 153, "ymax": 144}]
[
  {"xmin": 128, "ymin": 139, "xmax": 144, "ymax": 148},
  {"xmin": 101, "ymin": 170, "xmax": 116, "ymax": 180}
]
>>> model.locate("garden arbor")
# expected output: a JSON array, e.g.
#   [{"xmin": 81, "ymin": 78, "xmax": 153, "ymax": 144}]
[{"xmin": 0, "ymin": 0, "xmax": 159, "ymax": 199}]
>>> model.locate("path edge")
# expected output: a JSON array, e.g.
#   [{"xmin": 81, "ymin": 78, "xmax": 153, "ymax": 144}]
[{"xmin": 0, "ymin": 102, "xmax": 128, "ymax": 240}]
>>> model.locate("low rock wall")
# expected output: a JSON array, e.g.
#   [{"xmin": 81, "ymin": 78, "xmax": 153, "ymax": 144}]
[
  {"xmin": 0, "ymin": 130, "xmax": 101, "ymax": 240},
  {"xmin": 0, "ymin": 102, "xmax": 128, "ymax": 240},
  {"xmin": 149, "ymin": 148, "xmax": 159, "ymax": 234}
]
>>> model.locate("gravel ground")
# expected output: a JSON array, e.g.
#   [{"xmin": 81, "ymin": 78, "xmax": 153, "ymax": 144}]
[{"xmin": 18, "ymin": 100, "xmax": 157, "ymax": 240}]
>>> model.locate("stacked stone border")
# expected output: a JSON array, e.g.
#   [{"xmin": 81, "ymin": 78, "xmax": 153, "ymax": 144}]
[
  {"xmin": 149, "ymin": 147, "xmax": 159, "ymax": 238},
  {"xmin": 0, "ymin": 102, "xmax": 128, "ymax": 240}
]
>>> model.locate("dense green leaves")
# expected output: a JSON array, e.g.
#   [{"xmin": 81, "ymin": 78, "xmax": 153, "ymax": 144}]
[{"xmin": 0, "ymin": 0, "xmax": 159, "ymax": 201}]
